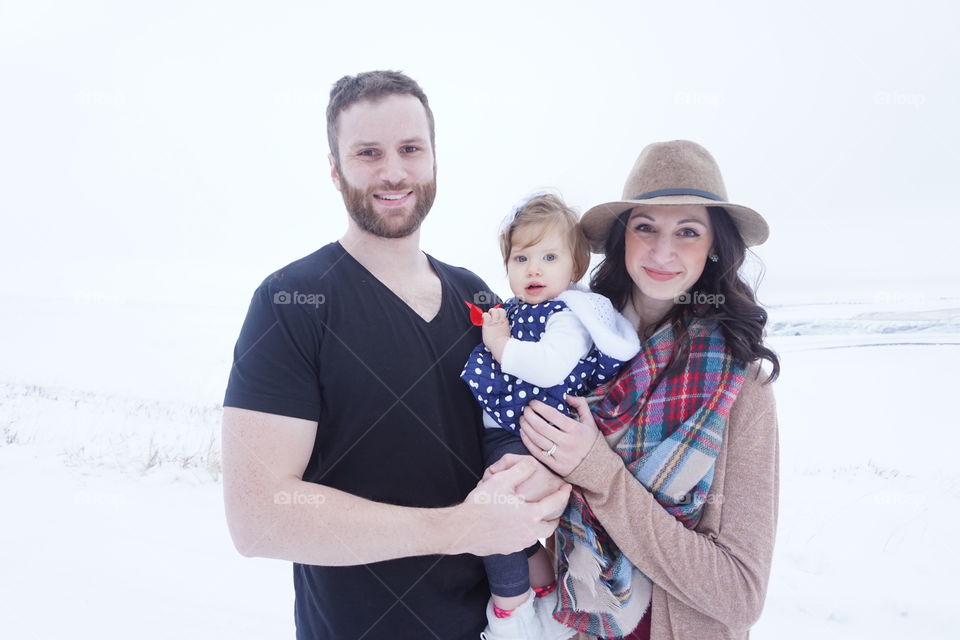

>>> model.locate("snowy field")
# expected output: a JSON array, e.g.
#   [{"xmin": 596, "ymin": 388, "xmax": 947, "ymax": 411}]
[{"xmin": 1, "ymin": 293, "xmax": 958, "ymax": 639}]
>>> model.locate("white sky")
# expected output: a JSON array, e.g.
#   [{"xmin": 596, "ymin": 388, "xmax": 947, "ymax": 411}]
[{"xmin": 1, "ymin": 0, "xmax": 958, "ymax": 307}]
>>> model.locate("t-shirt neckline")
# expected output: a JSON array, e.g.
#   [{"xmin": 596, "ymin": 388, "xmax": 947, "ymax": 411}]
[{"xmin": 334, "ymin": 241, "xmax": 447, "ymax": 325}]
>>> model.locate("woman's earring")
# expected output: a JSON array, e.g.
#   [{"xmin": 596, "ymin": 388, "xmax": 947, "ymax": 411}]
[{"xmin": 709, "ymin": 254, "xmax": 719, "ymax": 263}]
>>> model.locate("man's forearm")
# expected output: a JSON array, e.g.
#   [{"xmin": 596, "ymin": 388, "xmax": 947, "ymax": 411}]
[
  {"xmin": 226, "ymin": 459, "xmax": 569, "ymax": 566},
  {"xmin": 228, "ymin": 477, "xmax": 463, "ymax": 565}
]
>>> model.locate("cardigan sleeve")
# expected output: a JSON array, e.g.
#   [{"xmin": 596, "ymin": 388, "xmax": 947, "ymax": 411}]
[{"xmin": 563, "ymin": 366, "xmax": 779, "ymax": 631}]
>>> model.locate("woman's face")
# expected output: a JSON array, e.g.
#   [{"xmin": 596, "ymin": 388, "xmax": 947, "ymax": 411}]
[{"xmin": 623, "ymin": 205, "xmax": 714, "ymax": 304}]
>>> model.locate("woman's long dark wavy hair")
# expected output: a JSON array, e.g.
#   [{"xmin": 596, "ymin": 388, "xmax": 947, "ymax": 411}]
[{"xmin": 590, "ymin": 206, "xmax": 780, "ymax": 383}]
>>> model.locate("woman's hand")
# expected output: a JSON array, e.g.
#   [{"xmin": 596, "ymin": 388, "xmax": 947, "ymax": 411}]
[{"xmin": 519, "ymin": 395, "xmax": 601, "ymax": 477}]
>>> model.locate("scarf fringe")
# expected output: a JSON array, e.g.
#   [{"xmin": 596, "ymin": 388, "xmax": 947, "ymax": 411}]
[
  {"xmin": 567, "ymin": 543, "xmax": 622, "ymax": 612},
  {"xmin": 561, "ymin": 558, "xmax": 652, "ymax": 636}
]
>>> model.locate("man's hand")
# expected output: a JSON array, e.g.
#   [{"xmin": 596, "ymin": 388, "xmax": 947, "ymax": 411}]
[
  {"xmin": 484, "ymin": 453, "xmax": 568, "ymax": 503},
  {"xmin": 481, "ymin": 307, "xmax": 511, "ymax": 362},
  {"xmin": 451, "ymin": 457, "xmax": 571, "ymax": 557}
]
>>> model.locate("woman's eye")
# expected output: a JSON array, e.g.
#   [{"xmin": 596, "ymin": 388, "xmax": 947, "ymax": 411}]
[
  {"xmin": 678, "ymin": 228, "xmax": 700, "ymax": 238},
  {"xmin": 633, "ymin": 223, "xmax": 653, "ymax": 233}
]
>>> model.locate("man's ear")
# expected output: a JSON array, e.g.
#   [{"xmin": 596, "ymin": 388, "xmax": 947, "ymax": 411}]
[{"xmin": 328, "ymin": 153, "xmax": 342, "ymax": 192}]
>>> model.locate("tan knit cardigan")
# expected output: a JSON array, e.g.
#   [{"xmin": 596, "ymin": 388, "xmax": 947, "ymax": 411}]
[{"xmin": 564, "ymin": 362, "xmax": 779, "ymax": 640}]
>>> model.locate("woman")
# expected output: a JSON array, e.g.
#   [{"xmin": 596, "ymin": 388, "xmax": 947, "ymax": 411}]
[{"xmin": 518, "ymin": 140, "xmax": 780, "ymax": 639}]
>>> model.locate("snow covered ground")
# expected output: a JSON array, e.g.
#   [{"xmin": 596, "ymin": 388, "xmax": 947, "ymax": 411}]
[{"xmin": 1, "ymin": 293, "xmax": 958, "ymax": 638}]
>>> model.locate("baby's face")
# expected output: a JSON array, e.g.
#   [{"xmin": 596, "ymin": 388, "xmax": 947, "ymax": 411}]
[{"xmin": 506, "ymin": 225, "xmax": 575, "ymax": 304}]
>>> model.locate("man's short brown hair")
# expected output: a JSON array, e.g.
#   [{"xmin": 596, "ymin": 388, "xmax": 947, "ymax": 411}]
[{"xmin": 326, "ymin": 70, "xmax": 435, "ymax": 168}]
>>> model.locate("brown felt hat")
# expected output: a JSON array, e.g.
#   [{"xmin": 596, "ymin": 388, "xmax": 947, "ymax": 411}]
[{"xmin": 580, "ymin": 140, "xmax": 769, "ymax": 253}]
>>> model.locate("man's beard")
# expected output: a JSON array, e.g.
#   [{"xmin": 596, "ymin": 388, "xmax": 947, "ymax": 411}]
[{"xmin": 340, "ymin": 174, "xmax": 437, "ymax": 239}]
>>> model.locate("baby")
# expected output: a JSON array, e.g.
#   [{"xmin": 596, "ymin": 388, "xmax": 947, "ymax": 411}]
[{"xmin": 461, "ymin": 192, "xmax": 640, "ymax": 639}]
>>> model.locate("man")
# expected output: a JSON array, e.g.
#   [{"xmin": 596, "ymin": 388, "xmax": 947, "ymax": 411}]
[{"xmin": 221, "ymin": 70, "xmax": 570, "ymax": 640}]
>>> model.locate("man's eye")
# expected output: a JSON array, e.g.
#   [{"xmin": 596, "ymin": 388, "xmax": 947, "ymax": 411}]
[
  {"xmin": 358, "ymin": 149, "xmax": 379, "ymax": 157},
  {"xmin": 401, "ymin": 146, "xmax": 420, "ymax": 153}
]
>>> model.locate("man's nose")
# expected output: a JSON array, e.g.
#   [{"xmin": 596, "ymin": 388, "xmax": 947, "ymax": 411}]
[{"xmin": 379, "ymin": 150, "xmax": 408, "ymax": 184}]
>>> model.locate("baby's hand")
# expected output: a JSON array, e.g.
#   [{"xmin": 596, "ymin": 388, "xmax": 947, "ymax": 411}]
[{"xmin": 481, "ymin": 307, "xmax": 511, "ymax": 361}]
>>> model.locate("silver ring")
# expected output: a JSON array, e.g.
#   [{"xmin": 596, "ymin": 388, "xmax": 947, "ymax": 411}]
[{"xmin": 542, "ymin": 443, "xmax": 558, "ymax": 457}]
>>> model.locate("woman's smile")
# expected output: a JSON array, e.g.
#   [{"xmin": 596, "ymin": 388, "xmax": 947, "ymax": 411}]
[{"xmin": 642, "ymin": 267, "xmax": 681, "ymax": 282}]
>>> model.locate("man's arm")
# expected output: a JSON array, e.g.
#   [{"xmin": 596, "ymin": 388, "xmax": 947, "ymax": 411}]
[{"xmin": 222, "ymin": 407, "xmax": 571, "ymax": 565}]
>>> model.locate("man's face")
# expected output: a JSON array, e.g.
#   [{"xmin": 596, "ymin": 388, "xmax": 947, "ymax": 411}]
[{"xmin": 330, "ymin": 94, "xmax": 437, "ymax": 239}]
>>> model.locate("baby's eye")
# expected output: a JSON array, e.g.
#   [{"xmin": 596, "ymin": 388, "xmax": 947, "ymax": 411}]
[
  {"xmin": 513, "ymin": 255, "xmax": 527, "ymax": 263},
  {"xmin": 544, "ymin": 254, "xmax": 557, "ymax": 262}
]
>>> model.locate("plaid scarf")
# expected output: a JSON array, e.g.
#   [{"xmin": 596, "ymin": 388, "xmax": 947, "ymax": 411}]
[{"xmin": 554, "ymin": 318, "xmax": 746, "ymax": 638}]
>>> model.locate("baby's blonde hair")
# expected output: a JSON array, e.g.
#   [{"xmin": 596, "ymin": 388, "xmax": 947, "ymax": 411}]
[{"xmin": 498, "ymin": 193, "xmax": 591, "ymax": 282}]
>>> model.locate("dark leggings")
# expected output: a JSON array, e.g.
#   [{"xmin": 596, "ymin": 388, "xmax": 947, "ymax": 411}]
[{"xmin": 482, "ymin": 428, "xmax": 544, "ymax": 597}]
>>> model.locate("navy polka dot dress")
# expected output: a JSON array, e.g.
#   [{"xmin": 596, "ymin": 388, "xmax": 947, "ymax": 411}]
[{"xmin": 460, "ymin": 298, "xmax": 627, "ymax": 433}]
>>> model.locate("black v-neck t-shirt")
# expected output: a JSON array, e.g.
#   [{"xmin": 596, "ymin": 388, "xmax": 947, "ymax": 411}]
[{"xmin": 224, "ymin": 242, "xmax": 495, "ymax": 639}]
